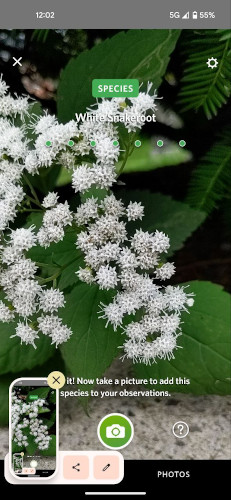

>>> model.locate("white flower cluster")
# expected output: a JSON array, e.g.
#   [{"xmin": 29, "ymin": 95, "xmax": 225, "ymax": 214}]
[
  {"xmin": 75, "ymin": 194, "xmax": 194, "ymax": 364},
  {"xmin": 11, "ymin": 391, "xmax": 52, "ymax": 450},
  {"xmin": 0, "ymin": 77, "xmax": 195, "ymax": 363},
  {"xmin": 0, "ymin": 78, "xmax": 31, "ymax": 231},
  {"xmin": 38, "ymin": 194, "xmax": 73, "ymax": 247},
  {"xmin": 0, "ymin": 226, "xmax": 72, "ymax": 348}
]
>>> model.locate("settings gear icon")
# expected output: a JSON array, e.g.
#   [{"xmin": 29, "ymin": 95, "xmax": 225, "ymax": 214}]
[{"xmin": 206, "ymin": 57, "xmax": 219, "ymax": 69}]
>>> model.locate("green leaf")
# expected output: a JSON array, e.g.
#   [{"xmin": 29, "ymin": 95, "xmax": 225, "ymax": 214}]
[
  {"xmin": 57, "ymin": 29, "xmax": 180, "ymax": 122},
  {"xmin": 119, "ymin": 191, "xmax": 206, "ymax": 256},
  {"xmin": 42, "ymin": 409, "xmax": 56, "ymax": 429},
  {"xmin": 28, "ymin": 230, "xmax": 83, "ymax": 291},
  {"xmin": 134, "ymin": 281, "xmax": 231, "ymax": 395},
  {"xmin": 60, "ymin": 283, "xmax": 122, "ymax": 389},
  {"xmin": 40, "ymin": 435, "xmax": 56, "ymax": 456},
  {"xmin": 0, "ymin": 374, "xmax": 11, "ymax": 425},
  {"xmin": 186, "ymin": 131, "xmax": 231, "ymax": 214},
  {"xmin": 12, "ymin": 441, "xmax": 24, "ymax": 453},
  {"xmin": 26, "ymin": 387, "xmax": 50, "ymax": 402},
  {"xmin": 26, "ymin": 434, "xmax": 38, "ymax": 455},
  {"xmin": 178, "ymin": 30, "xmax": 231, "ymax": 119},
  {"xmin": 118, "ymin": 139, "xmax": 192, "ymax": 173}
]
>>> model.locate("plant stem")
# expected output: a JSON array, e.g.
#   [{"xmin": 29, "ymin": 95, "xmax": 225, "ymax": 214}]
[
  {"xmin": 37, "ymin": 256, "xmax": 79, "ymax": 285},
  {"xmin": 26, "ymin": 195, "xmax": 43, "ymax": 209},
  {"xmin": 23, "ymin": 174, "xmax": 42, "ymax": 207},
  {"xmin": 22, "ymin": 208, "xmax": 43, "ymax": 213},
  {"xmin": 117, "ymin": 133, "xmax": 136, "ymax": 177}
]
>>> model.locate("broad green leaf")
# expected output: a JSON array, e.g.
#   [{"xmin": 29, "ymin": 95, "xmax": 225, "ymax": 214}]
[
  {"xmin": 120, "ymin": 191, "xmax": 206, "ymax": 256},
  {"xmin": 134, "ymin": 281, "xmax": 231, "ymax": 395},
  {"xmin": 0, "ymin": 374, "xmax": 11, "ymax": 425},
  {"xmin": 60, "ymin": 283, "xmax": 122, "ymax": 389},
  {"xmin": 12, "ymin": 441, "xmax": 24, "ymax": 453},
  {"xmin": 27, "ymin": 387, "xmax": 50, "ymax": 399},
  {"xmin": 57, "ymin": 29, "xmax": 180, "ymax": 122},
  {"xmin": 118, "ymin": 140, "xmax": 192, "ymax": 173},
  {"xmin": 26, "ymin": 434, "xmax": 38, "ymax": 455},
  {"xmin": 28, "ymin": 230, "xmax": 83, "ymax": 291},
  {"xmin": 42, "ymin": 409, "xmax": 56, "ymax": 429}
]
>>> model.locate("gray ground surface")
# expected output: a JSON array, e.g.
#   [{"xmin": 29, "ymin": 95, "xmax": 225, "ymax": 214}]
[{"xmin": 1, "ymin": 360, "xmax": 230, "ymax": 460}]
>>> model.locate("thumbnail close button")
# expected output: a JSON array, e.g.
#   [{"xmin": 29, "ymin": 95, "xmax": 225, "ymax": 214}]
[
  {"xmin": 93, "ymin": 455, "xmax": 120, "ymax": 480},
  {"xmin": 63, "ymin": 455, "xmax": 89, "ymax": 480}
]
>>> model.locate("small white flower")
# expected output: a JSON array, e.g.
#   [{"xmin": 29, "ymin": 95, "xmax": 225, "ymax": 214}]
[
  {"xmin": 95, "ymin": 264, "xmax": 118, "ymax": 290},
  {"xmin": 0, "ymin": 300, "xmax": 14, "ymax": 322},
  {"xmin": 9, "ymin": 226, "xmax": 37, "ymax": 252},
  {"xmin": 30, "ymin": 113, "xmax": 57, "ymax": 135},
  {"xmin": 165, "ymin": 285, "xmax": 194, "ymax": 313},
  {"xmin": 11, "ymin": 322, "xmax": 39, "ymax": 349},
  {"xmin": 152, "ymin": 230, "xmax": 170, "ymax": 253},
  {"xmin": 126, "ymin": 201, "xmax": 144, "ymax": 221},
  {"xmin": 37, "ymin": 314, "xmax": 62, "ymax": 335},
  {"xmin": 42, "ymin": 192, "xmax": 59, "ymax": 208},
  {"xmin": 92, "ymin": 163, "xmax": 117, "ymax": 190},
  {"xmin": 155, "ymin": 262, "xmax": 175, "ymax": 280},
  {"xmin": 24, "ymin": 151, "xmax": 40, "ymax": 175},
  {"xmin": 0, "ymin": 75, "xmax": 9, "ymax": 96},
  {"xmin": 98, "ymin": 301, "xmax": 124, "ymax": 330},
  {"xmin": 39, "ymin": 288, "xmax": 65, "ymax": 313},
  {"xmin": 10, "ymin": 278, "xmax": 41, "ymax": 317},
  {"xmin": 49, "ymin": 324, "xmax": 72, "ymax": 348},
  {"xmin": 76, "ymin": 267, "xmax": 95, "ymax": 284},
  {"xmin": 93, "ymin": 137, "xmax": 120, "ymax": 165},
  {"xmin": 75, "ymin": 197, "xmax": 99, "ymax": 226},
  {"xmin": 100, "ymin": 194, "xmax": 125, "ymax": 217},
  {"xmin": 72, "ymin": 164, "xmax": 94, "ymax": 193}
]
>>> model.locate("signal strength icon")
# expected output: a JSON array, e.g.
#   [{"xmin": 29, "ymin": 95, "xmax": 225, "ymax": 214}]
[{"xmin": 182, "ymin": 11, "xmax": 189, "ymax": 19}]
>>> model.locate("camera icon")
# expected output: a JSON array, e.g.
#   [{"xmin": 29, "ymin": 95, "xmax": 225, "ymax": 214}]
[{"xmin": 106, "ymin": 424, "xmax": 125, "ymax": 439}]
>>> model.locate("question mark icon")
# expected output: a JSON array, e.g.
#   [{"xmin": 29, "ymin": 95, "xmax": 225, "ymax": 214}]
[
  {"xmin": 177, "ymin": 423, "xmax": 184, "ymax": 435},
  {"xmin": 172, "ymin": 421, "xmax": 189, "ymax": 438}
]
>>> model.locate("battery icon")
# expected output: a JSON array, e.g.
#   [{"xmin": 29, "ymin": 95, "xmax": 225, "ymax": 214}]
[{"xmin": 192, "ymin": 11, "xmax": 198, "ymax": 19}]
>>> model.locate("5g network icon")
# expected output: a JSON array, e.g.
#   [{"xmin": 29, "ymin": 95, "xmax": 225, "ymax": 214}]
[{"xmin": 169, "ymin": 12, "xmax": 180, "ymax": 18}]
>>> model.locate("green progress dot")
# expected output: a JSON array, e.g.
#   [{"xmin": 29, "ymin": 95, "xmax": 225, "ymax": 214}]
[
  {"xmin": 46, "ymin": 141, "xmax": 52, "ymax": 147},
  {"xmin": 113, "ymin": 140, "xmax": 119, "ymax": 147},
  {"xmin": 179, "ymin": 140, "xmax": 186, "ymax": 147},
  {"xmin": 135, "ymin": 140, "xmax": 141, "ymax": 148},
  {"xmin": 68, "ymin": 140, "xmax": 74, "ymax": 147},
  {"xmin": 157, "ymin": 140, "xmax": 163, "ymax": 147},
  {"xmin": 90, "ymin": 140, "xmax": 96, "ymax": 147}
]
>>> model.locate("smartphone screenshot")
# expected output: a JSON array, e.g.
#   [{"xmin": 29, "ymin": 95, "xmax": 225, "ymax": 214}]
[
  {"xmin": 0, "ymin": 0, "xmax": 230, "ymax": 494},
  {"xmin": 9, "ymin": 378, "xmax": 57, "ymax": 478}
]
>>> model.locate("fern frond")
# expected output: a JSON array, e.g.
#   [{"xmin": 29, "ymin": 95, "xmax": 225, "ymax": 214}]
[
  {"xmin": 31, "ymin": 30, "xmax": 50, "ymax": 43},
  {"xmin": 178, "ymin": 30, "xmax": 231, "ymax": 119},
  {"xmin": 216, "ymin": 29, "xmax": 231, "ymax": 41},
  {"xmin": 186, "ymin": 131, "xmax": 231, "ymax": 214}
]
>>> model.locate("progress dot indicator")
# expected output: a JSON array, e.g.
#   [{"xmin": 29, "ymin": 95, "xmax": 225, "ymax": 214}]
[
  {"xmin": 157, "ymin": 140, "xmax": 164, "ymax": 147},
  {"xmin": 179, "ymin": 140, "xmax": 186, "ymax": 147},
  {"xmin": 90, "ymin": 140, "xmax": 96, "ymax": 147},
  {"xmin": 134, "ymin": 140, "xmax": 141, "ymax": 148},
  {"xmin": 113, "ymin": 140, "xmax": 119, "ymax": 147},
  {"xmin": 46, "ymin": 141, "xmax": 52, "ymax": 147},
  {"xmin": 68, "ymin": 140, "xmax": 74, "ymax": 147}
]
